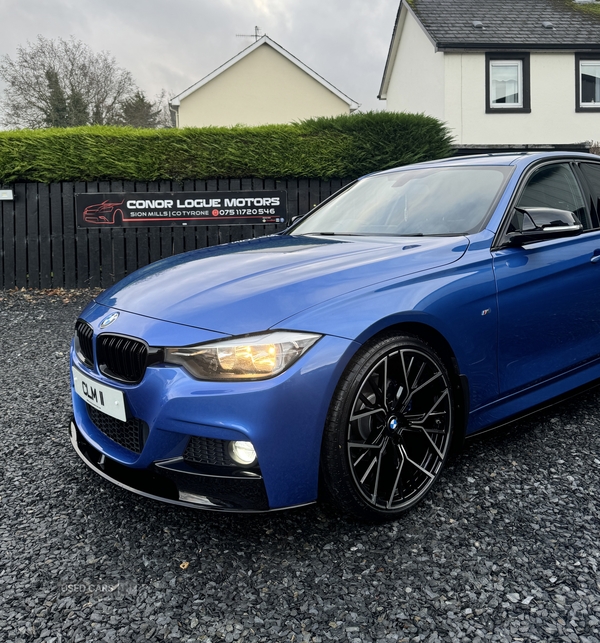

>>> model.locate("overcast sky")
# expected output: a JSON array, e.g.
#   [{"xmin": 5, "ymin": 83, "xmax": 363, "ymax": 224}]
[{"xmin": 0, "ymin": 0, "xmax": 399, "ymax": 113}]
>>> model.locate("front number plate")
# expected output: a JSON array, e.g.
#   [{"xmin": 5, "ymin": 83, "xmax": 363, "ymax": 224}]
[{"xmin": 73, "ymin": 367, "xmax": 127, "ymax": 422}]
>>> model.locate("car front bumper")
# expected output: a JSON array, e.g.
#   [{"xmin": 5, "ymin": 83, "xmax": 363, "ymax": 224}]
[{"xmin": 69, "ymin": 309, "xmax": 358, "ymax": 512}]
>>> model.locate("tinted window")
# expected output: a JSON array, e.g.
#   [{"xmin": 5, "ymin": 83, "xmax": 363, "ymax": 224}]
[
  {"xmin": 514, "ymin": 163, "xmax": 589, "ymax": 230},
  {"xmin": 579, "ymin": 162, "xmax": 600, "ymax": 229}
]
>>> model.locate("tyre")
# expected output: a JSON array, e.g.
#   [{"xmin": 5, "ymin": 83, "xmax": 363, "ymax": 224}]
[{"xmin": 321, "ymin": 333, "xmax": 454, "ymax": 521}]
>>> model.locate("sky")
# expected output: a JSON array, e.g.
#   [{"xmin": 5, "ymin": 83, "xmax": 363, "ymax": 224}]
[{"xmin": 0, "ymin": 0, "xmax": 400, "ymax": 114}]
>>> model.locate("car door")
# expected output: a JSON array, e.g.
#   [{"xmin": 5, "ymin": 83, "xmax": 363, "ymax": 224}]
[{"xmin": 492, "ymin": 161, "xmax": 600, "ymax": 396}]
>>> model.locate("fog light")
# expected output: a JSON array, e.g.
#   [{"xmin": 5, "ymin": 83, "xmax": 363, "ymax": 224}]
[{"xmin": 229, "ymin": 441, "xmax": 257, "ymax": 466}]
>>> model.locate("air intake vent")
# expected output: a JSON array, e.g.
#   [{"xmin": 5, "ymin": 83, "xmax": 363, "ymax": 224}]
[
  {"xmin": 97, "ymin": 334, "xmax": 148, "ymax": 383},
  {"xmin": 86, "ymin": 404, "xmax": 148, "ymax": 454},
  {"xmin": 184, "ymin": 436, "xmax": 231, "ymax": 467},
  {"xmin": 75, "ymin": 320, "xmax": 94, "ymax": 366}
]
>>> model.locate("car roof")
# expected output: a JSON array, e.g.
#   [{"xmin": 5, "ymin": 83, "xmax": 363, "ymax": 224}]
[{"xmin": 370, "ymin": 151, "xmax": 600, "ymax": 177}]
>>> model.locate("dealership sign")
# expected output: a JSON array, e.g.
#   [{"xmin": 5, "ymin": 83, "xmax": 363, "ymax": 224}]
[{"xmin": 75, "ymin": 191, "xmax": 287, "ymax": 228}]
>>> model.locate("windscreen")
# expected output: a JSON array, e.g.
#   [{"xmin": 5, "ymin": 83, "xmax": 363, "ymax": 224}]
[{"xmin": 291, "ymin": 166, "xmax": 512, "ymax": 237}]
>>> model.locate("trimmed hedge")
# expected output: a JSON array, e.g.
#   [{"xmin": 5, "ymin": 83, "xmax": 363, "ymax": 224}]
[{"xmin": 0, "ymin": 111, "xmax": 453, "ymax": 183}]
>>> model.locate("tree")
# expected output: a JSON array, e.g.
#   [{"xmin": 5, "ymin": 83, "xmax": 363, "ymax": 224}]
[
  {"xmin": 0, "ymin": 36, "xmax": 135, "ymax": 129},
  {"xmin": 44, "ymin": 68, "xmax": 68, "ymax": 127},
  {"xmin": 67, "ymin": 88, "xmax": 89, "ymax": 126},
  {"xmin": 118, "ymin": 91, "xmax": 163, "ymax": 128}
]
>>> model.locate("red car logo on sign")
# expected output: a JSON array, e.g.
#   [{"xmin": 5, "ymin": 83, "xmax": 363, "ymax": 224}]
[{"xmin": 82, "ymin": 200, "xmax": 124, "ymax": 225}]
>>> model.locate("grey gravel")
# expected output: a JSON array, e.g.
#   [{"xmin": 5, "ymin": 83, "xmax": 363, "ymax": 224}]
[{"xmin": 1, "ymin": 288, "xmax": 600, "ymax": 643}]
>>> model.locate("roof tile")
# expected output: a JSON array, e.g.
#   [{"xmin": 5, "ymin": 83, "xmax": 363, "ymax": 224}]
[{"xmin": 409, "ymin": 0, "xmax": 600, "ymax": 47}]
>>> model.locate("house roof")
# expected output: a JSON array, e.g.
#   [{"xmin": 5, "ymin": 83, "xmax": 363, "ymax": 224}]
[
  {"xmin": 379, "ymin": 0, "xmax": 600, "ymax": 99},
  {"xmin": 400, "ymin": 0, "xmax": 600, "ymax": 50},
  {"xmin": 170, "ymin": 35, "xmax": 359, "ymax": 110}
]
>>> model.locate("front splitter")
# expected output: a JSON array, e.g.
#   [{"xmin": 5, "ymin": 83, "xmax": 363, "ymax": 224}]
[{"xmin": 69, "ymin": 419, "xmax": 314, "ymax": 513}]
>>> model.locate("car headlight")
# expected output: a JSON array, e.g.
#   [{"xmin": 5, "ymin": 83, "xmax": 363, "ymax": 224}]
[{"xmin": 163, "ymin": 331, "xmax": 321, "ymax": 380}]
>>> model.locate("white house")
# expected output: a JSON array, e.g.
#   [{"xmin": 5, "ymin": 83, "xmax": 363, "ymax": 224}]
[
  {"xmin": 379, "ymin": 0, "xmax": 600, "ymax": 148},
  {"xmin": 170, "ymin": 36, "xmax": 359, "ymax": 128}
]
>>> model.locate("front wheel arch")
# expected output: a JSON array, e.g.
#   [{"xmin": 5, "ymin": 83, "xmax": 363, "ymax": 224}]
[{"xmin": 387, "ymin": 322, "xmax": 468, "ymax": 443}]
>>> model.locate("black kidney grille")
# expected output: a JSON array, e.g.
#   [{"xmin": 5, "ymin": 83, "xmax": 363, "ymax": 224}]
[
  {"xmin": 86, "ymin": 404, "xmax": 147, "ymax": 454},
  {"xmin": 75, "ymin": 320, "xmax": 94, "ymax": 366},
  {"xmin": 184, "ymin": 437, "xmax": 231, "ymax": 467},
  {"xmin": 97, "ymin": 334, "xmax": 148, "ymax": 383}
]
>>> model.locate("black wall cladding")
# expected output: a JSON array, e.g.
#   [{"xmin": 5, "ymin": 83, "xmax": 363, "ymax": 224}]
[{"xmin": 0, "ymin": 177, "xmax": 350, "ymax": 289}]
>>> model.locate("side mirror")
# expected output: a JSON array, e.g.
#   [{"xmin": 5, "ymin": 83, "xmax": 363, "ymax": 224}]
[{"xmin": 508, "ymin": 207, "xmax": 582, "ymax": 246}]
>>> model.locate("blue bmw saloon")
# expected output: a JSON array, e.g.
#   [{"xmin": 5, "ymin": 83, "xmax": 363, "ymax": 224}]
[{"xmin": 70, "ymin": 152, "xmax": 600, "ymax": 520}]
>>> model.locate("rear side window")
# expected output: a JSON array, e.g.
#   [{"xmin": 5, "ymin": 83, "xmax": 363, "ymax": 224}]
[{"xmin": 578, "ymin": 162, "xmax": 600, "ymax": 229}]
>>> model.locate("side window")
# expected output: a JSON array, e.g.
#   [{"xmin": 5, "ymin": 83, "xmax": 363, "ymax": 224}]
[
  {"xmin": 513, "ymin": 163, "xmax": 589, "ymax": 230},
  {"xmin": 578, "ymin": 163, "xmax": 600, "ymax": 229}
]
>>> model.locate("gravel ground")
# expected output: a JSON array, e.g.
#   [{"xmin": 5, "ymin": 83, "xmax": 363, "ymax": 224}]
[{"xmin": 1, "ymin": 289, "xmax": 600, "ymax": 643}]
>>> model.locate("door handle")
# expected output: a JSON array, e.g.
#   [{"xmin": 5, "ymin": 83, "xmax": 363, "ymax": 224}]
[{"xmin": 592, "ymin": 254, "xmax": 600, "ymax": 263}]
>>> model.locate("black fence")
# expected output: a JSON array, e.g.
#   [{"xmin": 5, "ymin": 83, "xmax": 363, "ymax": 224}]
[{"xmin": 0, "ymin": 177, "xmax": 350, "ymax": 290}]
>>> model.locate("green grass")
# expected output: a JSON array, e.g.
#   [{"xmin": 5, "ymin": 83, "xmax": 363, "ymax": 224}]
[{"xmin": 0, "ymin": 112, "xmax": 453, "ymax": 183}]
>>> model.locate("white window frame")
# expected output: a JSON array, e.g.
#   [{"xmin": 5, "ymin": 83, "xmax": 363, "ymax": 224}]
[
  {"xmin": 489, "ymin": 60, "xmax": 523, "ymax": 109},
  {"xmin": 579, "ymin": 60, "xmax": 600, "ymax": 107}
]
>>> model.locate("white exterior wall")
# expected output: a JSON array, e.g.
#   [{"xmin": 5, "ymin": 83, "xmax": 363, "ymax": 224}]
[
  {"xmin": 178, "ymin": 45, "xmax": 351, "ymax": 128},
  {"xmin": 385, "ymin": 10, "xmax": 445, "ymax": 120},
  {"xmin": 384, "ymin": 14, "xmax": 599, "ymax": 147},
  {"xmin": 443, "ymin": 51, "xmax": 596, "ymax": 145}
]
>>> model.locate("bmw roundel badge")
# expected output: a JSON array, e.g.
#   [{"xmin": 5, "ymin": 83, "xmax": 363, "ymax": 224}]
[{"xmin": 100, "ymin": 312, "xmax": 119, "ymax": 329}]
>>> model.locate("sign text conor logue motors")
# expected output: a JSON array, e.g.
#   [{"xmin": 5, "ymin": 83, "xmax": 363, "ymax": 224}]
[{"xmin": 76, "ymin": 191, "xmax": 288, "ymax": 228}]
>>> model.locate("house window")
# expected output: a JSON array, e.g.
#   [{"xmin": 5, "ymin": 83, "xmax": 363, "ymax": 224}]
[
  {"xmin": 486, "ymin": 53, "xmax": 531, "ymax": 113},
  {"xmin": 491, "ymin": 61, "xmax": 522, "ymax": 106},
  {"xmin": 576, "ymin": 55, "xmax": 600, "ymax": 111}
]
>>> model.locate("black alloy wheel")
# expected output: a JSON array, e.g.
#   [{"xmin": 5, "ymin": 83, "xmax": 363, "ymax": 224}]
[{"xmin": 321, "ymin": 334, "xmax": 454, "ymax": 521}]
